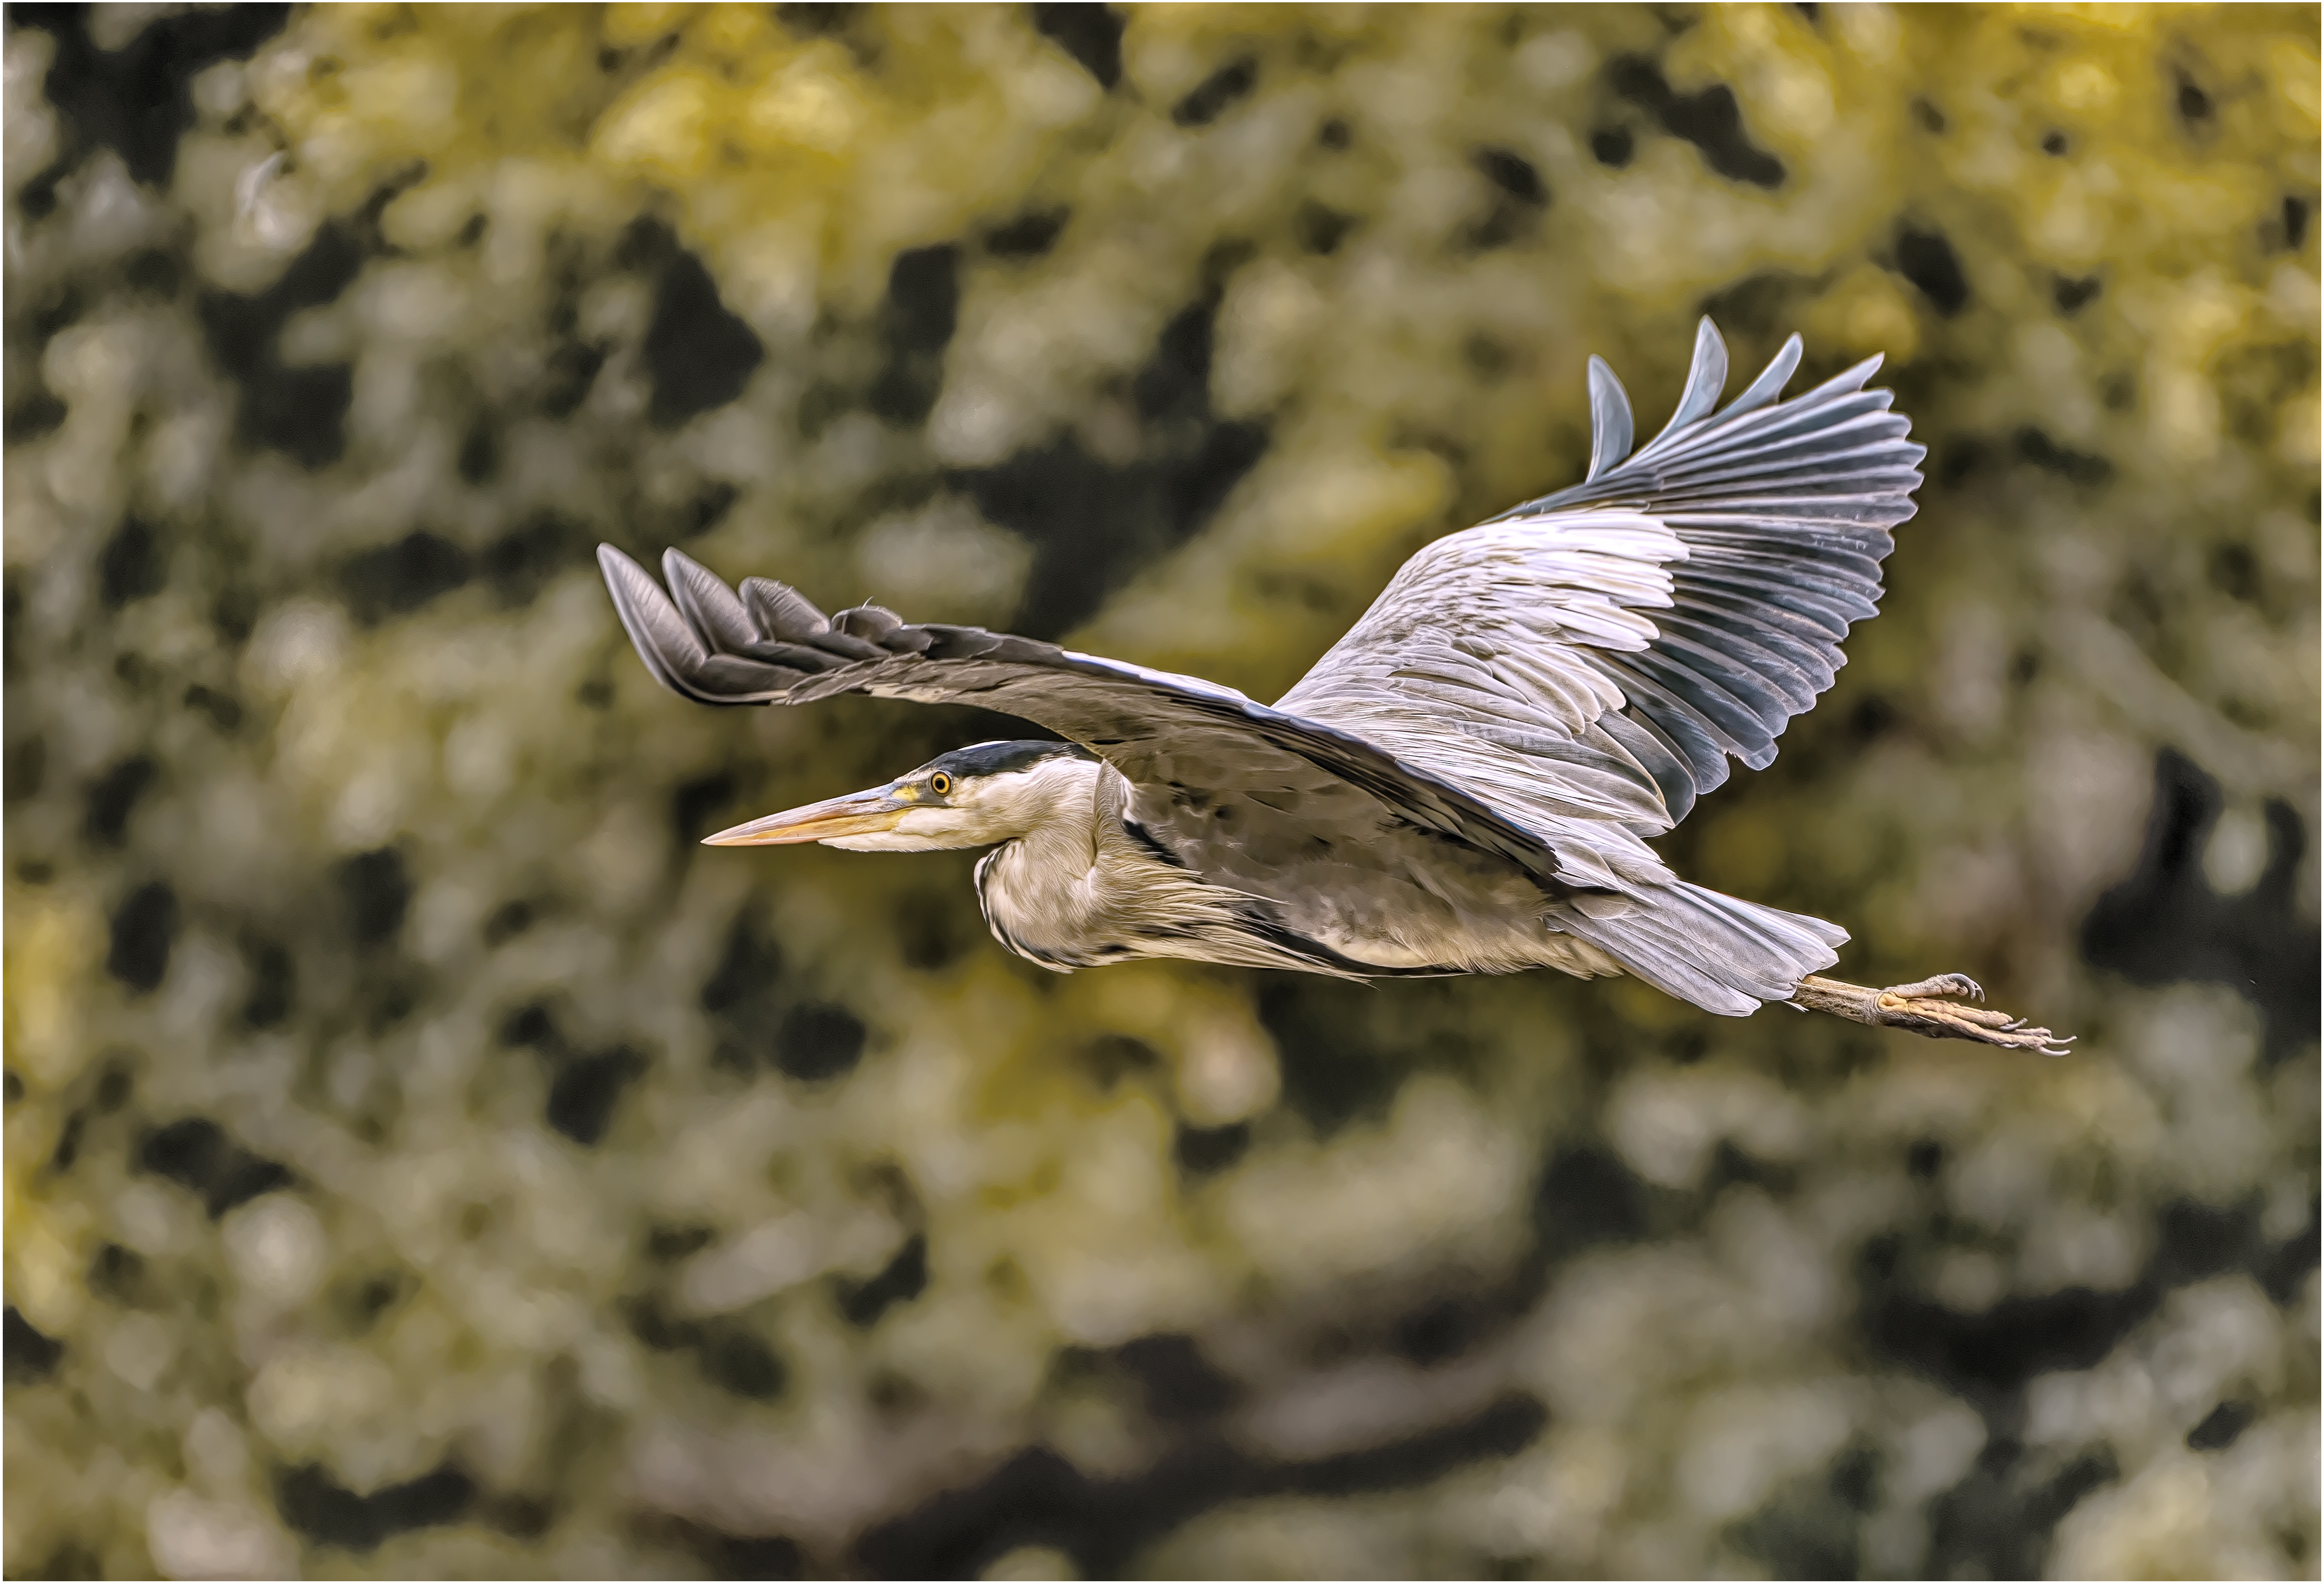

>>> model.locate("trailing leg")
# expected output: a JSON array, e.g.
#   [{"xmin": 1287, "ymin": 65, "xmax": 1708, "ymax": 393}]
[{"xmin": 1789, "ymin": 973, "xmax": 2070, "ymax": 1055}]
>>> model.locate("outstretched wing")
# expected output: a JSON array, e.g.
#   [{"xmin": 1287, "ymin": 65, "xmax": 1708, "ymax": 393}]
[
  {"xmin": 1278, "ymin": 317, "xmax": 1925, "ymax": 832},
  {"xmin": 596, "ymin": 544, "xmax": 1568, "ymax": 882}
]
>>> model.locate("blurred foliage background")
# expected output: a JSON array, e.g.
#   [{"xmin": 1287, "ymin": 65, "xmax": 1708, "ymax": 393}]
[{"xmin": 3, "ymin": 3, "xmax": 2318, "ymax": 1578}]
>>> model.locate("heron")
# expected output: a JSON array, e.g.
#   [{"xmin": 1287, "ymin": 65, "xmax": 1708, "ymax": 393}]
[{"xmin": 597, "ymin": 320, "xmax": 2065, "ymax": 1054}]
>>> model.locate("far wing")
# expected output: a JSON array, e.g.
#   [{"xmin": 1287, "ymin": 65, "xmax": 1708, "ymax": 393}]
[
  {"xmin": 596, "ymin": 544, "xmax": 1567, "ymax": 883},
  {"xmin": 1278, "ymin": 318, "xmax": 1925, "ymax": 833}
]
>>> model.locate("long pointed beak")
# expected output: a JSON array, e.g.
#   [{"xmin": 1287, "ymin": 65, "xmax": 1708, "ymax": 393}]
[{"xmin": 704, "ymin": 787, "xmax": 907, "ymax": 847}]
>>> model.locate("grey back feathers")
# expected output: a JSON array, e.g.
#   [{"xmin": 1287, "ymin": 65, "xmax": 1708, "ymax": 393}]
[{"xmin": 597, "ymin": 319, "xmax": 1922, "ymax": 1014}]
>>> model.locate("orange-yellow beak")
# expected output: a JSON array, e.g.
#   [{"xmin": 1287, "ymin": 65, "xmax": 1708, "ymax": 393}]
[{"xmin": 702, "ymin": 787, "xmax": 907, "ymax": 847}]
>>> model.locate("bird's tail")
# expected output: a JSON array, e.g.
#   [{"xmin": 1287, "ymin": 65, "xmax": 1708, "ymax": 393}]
[{"xmin": 1557, "ymin": 882, "xmax": 1847, "ymax": 1016}]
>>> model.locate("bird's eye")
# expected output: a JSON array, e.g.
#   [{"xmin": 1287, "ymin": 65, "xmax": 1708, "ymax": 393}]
[{"xmin": 929, "ymin": 772, "xmax": 953, "ymax": 797}]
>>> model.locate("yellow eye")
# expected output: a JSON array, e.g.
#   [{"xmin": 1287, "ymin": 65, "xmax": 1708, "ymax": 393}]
[{"xmin": 929, "ymin": 772, "xmax": 953, "ymax": 797}]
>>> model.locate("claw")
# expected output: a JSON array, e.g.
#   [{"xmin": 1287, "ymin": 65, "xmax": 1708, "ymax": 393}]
[{"xmin": 1883, "ymin": 973, "xmax": 1983, "ymax": 1001}]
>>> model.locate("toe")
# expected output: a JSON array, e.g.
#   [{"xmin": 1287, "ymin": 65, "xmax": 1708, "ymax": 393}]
[{"xmin": 1883, "ymin": 973, "xmax": 1984, "ymax": 1001}]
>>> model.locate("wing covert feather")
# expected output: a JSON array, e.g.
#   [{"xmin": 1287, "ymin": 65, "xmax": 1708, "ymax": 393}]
[{"xmin": 1280, "ymin": 318, "xmax": 1925, "ymax": 831}]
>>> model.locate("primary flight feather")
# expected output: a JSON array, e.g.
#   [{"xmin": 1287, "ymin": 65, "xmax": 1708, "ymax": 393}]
[{"xmin": 597, "ymin": 320, "xmax": 2064, "ymax": 1053}]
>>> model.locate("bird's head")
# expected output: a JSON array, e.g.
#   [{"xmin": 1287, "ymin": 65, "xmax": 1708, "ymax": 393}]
[{"xmin": 703, "ymin": 740, "xmax": 1099, "ymax": 853}]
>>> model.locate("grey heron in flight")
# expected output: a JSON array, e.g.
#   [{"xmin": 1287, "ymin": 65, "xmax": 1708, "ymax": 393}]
[{"xmin": 598, "ymin": 320, "xmax": 2064, "ymax": 1054}]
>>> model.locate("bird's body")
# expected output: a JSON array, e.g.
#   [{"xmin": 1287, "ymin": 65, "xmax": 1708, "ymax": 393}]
[
  {"xmin": 952, "ymin": 746, "xmax": 1622, "ymax": 980},
  {"xmin": 599, "ymin": 321, "xmax": 2064, "ymax": 1052}
]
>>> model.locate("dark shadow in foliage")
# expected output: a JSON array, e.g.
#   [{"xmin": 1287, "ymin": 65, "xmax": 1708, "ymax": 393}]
[
  {"xmin": 1294, "ymin": 200, "xmax": 1356, "ymax": 256},
  {"xmin": 98, "ymin": 517, "xmax": 165, "ymax": 609},
  {"xmin": 853, "ymin": 1393, "xmax": 1545, "ymax": 1579},
  {"xmin": 481, "ymin": 511, "xmax": 582, "ymax": 608},
  {"xmin": 1531, "ymin": 1146, "xmax": 1649, "ymax": 1265},
  {"xmin": 1255, "ymin": 978, "xmax": 1400, "ymax": 1134},
  {"xmin": 457, "ymin": 422, "xmax": 497, "ymax": 484},
  {"xmin": 5, "ymin": 733, "xmax": 44, "ymax": 803},
  {"xmin": 2013, "ymin": 427, "xmax": 2111, "ymax": 486},
  {"xmin": 672, "ymin": 772, "xmax": 736, "ymax": 847},
  {"xmin": 335, "ymin": 1271, "xmax": 409, "ymax": 1337},
  {"xmin": 137, "ymin": 1117, "xmax": 295, "ymax": 1218},
  {"xmin": 88, "ymin": 1242, "xmax": 152, "ymax": 1306},
  {"xmin": 2175, "ymin": 70, "xmax": 2213, "ymax": 128},
  {"xmin": 107, "ymin": 880, "xmax": 177, "ymax": 992},
  {"xmin": 84, "ymin": 755, "xmax": 156, "ymax": 848},
  {"xmin": 895, "ymin": 883, "xmax": 968, "ymax": 971},
  {"xmin": 1113, "ymin": 1333, "xmax": 1238, "ymax": 1422},
  {"xmin": 5, "ymin": 386, "xmax": 68, "ymax": 442},
  {"xmin": 241, "ymin": 934, "xmax": 295, "ymax": 1027},
  {"xmin": 12, "ymin": 4, "xmax": 290, "ymax": 188},
  {"xmin": 2187, "ymin": 1399, "xmax": 2255, "ymax": 1452},
  {"xmin": 196, "ymin": 220, "xmax": 363, "ymax": 468},
  {"xmin": 776, "ymin": 4, "xmax": 858, "ymax": 42},
  {"xmin": 1924, "ymin": 1446, "xmax": 2117, "ymax": 1582},
  {"xmin": 2210, "ymin": 544, "xmax": 2261, "ymax": 605},
  {"xmin": 702, "ymin": 910, "xmax": 783, "ymax": 1017},
  {"xmin": 701, "ymin": 906, "xmax": 786, "ymax": 1070},
  {"xmin": 644, "ymin": 245, "xmax": 765, "ymax": 428},
  {"xmin": 679, "ymin": 479, "xmax": 740, "ymax": 540},
  {"xmin": 341, "ymin": 532, "xmax": 472, "ymax": 624},
  {"xmin": 124, "ymin": 246, "xmax": 181, "ymax": 296},
  {"xmin": 651, "ymin": 1517, "xmax": 807, "ymax": 1582},
  {"xmin": 49, "ymin": 1105, "xmax": 86, "ymax": 1172},
  {"xmin": 1029, "ymin": 3, "xmax": 1124, "ymax": 90},
  {"xmin": 2054, "ymin": 273, "xmax": 2101, "ymax": 315},
  {"xmin": 276, "ymin": 1462, "xmax": 475, "ymax": 1554},
  {"xmin": 1172, "ymin": 55, "xmax": 1257, "ymax": 128},
  {"xmin": 775, "ymin": 1002, "xmax": 867, "ymax": 1082},
  {"xmin": 1849, "ymin": 1183, "xmax": 2312, "ymax": 1578},
  {"xmin": 1464, "ymin": 146, "xmax": 1550, "ymax": 251},
  {"xmin": 5, "ymin": 1307, "xmax": 64, "ymax": 1383},
  {"xmin": 1860, "ymin": 1194, "xmax": 2317, "ymax": 1424},
  {"xmin": 645, "ymin": 1225, "xmax": 716, "ymax": 1270},
  {"xmin": 836, "ymin": 1234, "xmax": 929, "ymax": 1328},
  {"xmin": 500, "ymin": 1002, "xmax": 650, "ymax": 1147},
  {"xmin": 1391, "ymin": 1294, "xmax": 1500, "ymax": 1368},
  {"xmin": 546, "ymin": 1046, "xmax": 647, "ymax": 1147},
  {"xmin": 184, "ymin": 683, "xmax": 243, "ymax": 734},
  {"xmin": 24, "ymin": 288, "xmax": 85, "ymax": 357},
  {"xmin": 986, "ymin": 207, "xmax": 1069, "ymax": 261},
  {"xmin": 1608, "ymin": 55, "xmax": 1784, "ymax": 188},
  {"xmin": 869, "ymin": 244, "xmax": 961, "ymax": 427},
  {"xmin": 2082, "ymin": 748, "xmax": 2320, "ymax": 1058},
  {"xmin": 1726, "ymin": 1448, "xmax": 1877, "ymax": 1581},
  {"xmin": 539, "ymin": 340, "xmax": 606, "ymax": 419},
  {"xmin": 1895, "ymin": 224, "xmax": 1970, "ymax": 317},
  {"xmin": 1079, "ymin": 1033, "xmax": 1158, "ymax": 1090},
  {"xmin": 2, "ymin": 575, "xmax": 21, "ymax": 685},
  {"xmin": 622, "ymin": 1295, "xmax": 790, "ymax": 1402},
  {"xmin": 92, "ymin": 1056, "xmax": 132, "ymax": 1114},
  {"xmin": 622, "ymin": 1291, "xmax": 703, "ymax": 1354},
  {"xmin": 1590, "ymin": 125, "xmax": 1635, "ymax": 167},
  {"xmin": 1172, "ymin": 1120, "xmax": 1250, "ymax": 1177},
  {"xmin": 483, "ymin": 900, "xmax": 534, "ymax": 946},
  {"xmin": 336, "ymin": 847, "xmax": 412, "ymax": 947},
  {"xmin": 954, "ymin": 247, "xmax": 1269, "ymax": 638},
  {"xmin": 698, "ymin": 1324, "xmax": 788, "ymax": 1400}
]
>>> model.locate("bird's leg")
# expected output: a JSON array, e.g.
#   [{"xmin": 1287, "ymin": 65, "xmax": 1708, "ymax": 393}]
[{"xmin": 1789, "ymin": 973, "xmax": 2071, "ymax": 1056}]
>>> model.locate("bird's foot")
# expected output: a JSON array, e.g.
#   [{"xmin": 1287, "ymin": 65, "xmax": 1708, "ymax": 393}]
[{"xmin": 1789, "ymin": 973, "xmax": 2072, "ymax": 1056}]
